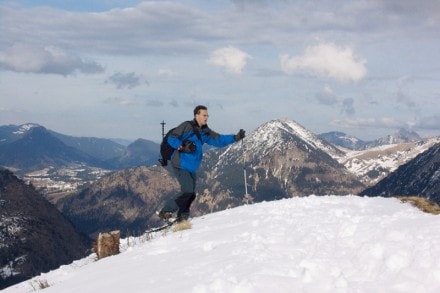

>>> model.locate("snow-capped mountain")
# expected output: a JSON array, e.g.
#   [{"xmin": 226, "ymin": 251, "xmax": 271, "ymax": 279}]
[
  {"xmin": 339, "ymin": 137, "xmax": 440, "ymax": 185},
  {"xmin": 212, "ymin": 118, "xmax": 344, "ymax": 170},
  {"xmin": 248, "ymin": 118, "xmax": 345, "ymax": 159},
  {"xmin": 316, "ymin": 126, "xmax": 440, "ymax": 186},
  {"xmin": 362, "ymin": 142, "xmax": 440, "ymax": 203},
  {"xmin": 198, "ymin": 119, "xmax": 363, "ymax": 207},
  {"xmin": 0, "ymin": 123, "xmax": 41, "ymax": 145},
  {"xmin": 319, "ymin": 128, "xmax": 423, "ymax": 151},
  {"xmin": 318, "ymin": 131, "xmax": 366, "ymax": 150},
  {"xmin": 4, "ymin": 196, "xmax": 440, "ymax": 293},
  {"xmin": 365, "ymin": 128, "xmax": 422, "ymax": 149}
]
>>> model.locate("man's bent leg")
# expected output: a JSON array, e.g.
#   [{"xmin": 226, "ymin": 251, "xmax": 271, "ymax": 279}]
[
  {"xmin": 173, "ymin": 168, "xmax": 196, "ymax": 220},
  {"xmin": 175, "ymin": 192, "xmax": 196, "ymax": 220}
]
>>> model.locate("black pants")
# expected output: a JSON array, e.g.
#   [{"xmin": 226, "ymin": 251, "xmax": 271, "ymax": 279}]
[{"xmin": 161, "ymin": 167, "xmax": 196, "ymax": 219}]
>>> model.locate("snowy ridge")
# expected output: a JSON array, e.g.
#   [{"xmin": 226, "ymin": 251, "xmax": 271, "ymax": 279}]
[
  {"xmin": 366, "ymin": 129, "xmax": 422, "ymax": 148},
  {"xmin": 11, "ymin": 124, "xmax": 40, "ymax": 135},
  {"xmin": 5, "ymin": 196, "xmax": 440, "ymax": 293},
  {"xmin": 256, "ymin": 118, "xmax": 343, "ymax": 158},
  {"xmin": 340, "ymin": 137, "xmax": 440, "ymax": 184},
  {"xmin": 217, "ymin": 118, "xmax": 342, "ymax": 168},
  {"xmin": 278, "ymin": 118, "xmax": 331, "ymax": 152}
]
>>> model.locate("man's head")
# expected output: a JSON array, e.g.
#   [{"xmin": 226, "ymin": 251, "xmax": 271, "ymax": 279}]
[{"xmin": 194, "ymin": 105, "xmax": 209, "ymax": 127}]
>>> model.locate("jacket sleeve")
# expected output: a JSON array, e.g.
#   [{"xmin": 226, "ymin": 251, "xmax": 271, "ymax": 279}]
[{"xmin": 204, "ymin": 128, "xmax": 236, "ymax": 147}]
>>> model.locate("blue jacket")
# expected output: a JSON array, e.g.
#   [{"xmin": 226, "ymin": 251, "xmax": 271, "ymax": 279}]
[{"xmin": 168, "ymin": 120, "xmax": 236, "ymax": 173}]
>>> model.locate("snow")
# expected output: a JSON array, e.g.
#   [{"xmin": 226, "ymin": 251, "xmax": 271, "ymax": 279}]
[
  {"xmin": 251, "ymin": 118, "xmax": 338, "ymax": 157},
  {"xmin": 4, "ymin": 195, "xmax": 440, "ymax": 293},
  {"xmin": 340, "ymin": 137, "xmax": 440, "ymax": 184},
  {"xmin": 219, "ymin": 118, "xmax": 341, "ymax": 169},
  {"xmin": 11, "ymin": 123, "xmax": 38, "ymax": 135}
]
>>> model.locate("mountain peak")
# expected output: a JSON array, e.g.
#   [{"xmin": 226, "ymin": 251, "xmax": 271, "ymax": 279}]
[
  {"xmin": 318, "ymin": 131, "xmax": 366, "ymax": 151},
  {"xmin": 252, "ymin": 118, "xmax": 344, "ymax": 158},
  {"xmin": 204, "ymin": 118, "xmax": 362, "ymax": 202},
  {"xmin": 12, "ymin": 123, "xmax": 42, "ymax": 135},
  {"xmin": 395, "ymin": 128, "xmax": 421, "ymax": 141},
  {"xmin": 363, "ymin": 128, "xmax": 422, "ymax": 148},
  {"xmin": 255, "ymin": 118, "xmax": 312, "ymax": 139},
  {"xmin": 217, "ymin": 118, "xmax": 344, "ymax": 168},
  {"xmin": 361, "ymin": 142, "xmax": 440, "ymax": 200}
]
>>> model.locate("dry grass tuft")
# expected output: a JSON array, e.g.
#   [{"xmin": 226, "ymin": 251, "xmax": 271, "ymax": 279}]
[
  {"xmin": 172, "ymin": 220, "xmax": 193, "ymax": 232},
  {"xmin": 396, "ymin": 196, "xmax": 440, "ymax": 215}
]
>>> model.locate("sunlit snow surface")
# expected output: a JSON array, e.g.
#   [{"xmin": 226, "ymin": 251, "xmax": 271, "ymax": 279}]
[{"xmin": 4, "ymin": 196, "xmax": 440, "ymax": 293}]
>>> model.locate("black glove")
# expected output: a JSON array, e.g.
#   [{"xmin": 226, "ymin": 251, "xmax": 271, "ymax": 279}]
[
  {"xmin": 234, "ymin": 129, "xmax": 245, "ymax": 141},
  {"xmin": 179, "ymin": 140, "xmax": 196, "ymax": 153}
]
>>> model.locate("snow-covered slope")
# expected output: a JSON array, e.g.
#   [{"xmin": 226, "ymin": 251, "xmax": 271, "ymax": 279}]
[
  {"xmin": 340, "ymin": 137, "xmax": 440, "ymax": 185},
  {"xmin": 5, "ymin": 196, "xmax": 440, "ymax": 293}
]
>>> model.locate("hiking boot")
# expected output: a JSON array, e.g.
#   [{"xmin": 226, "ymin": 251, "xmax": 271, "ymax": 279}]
[
  {"xmin": 158, "ymin": 211, "xmax": 174, "ymax": 220},
  {"xmin": 176, "ymin": 213, "xmax": 189, "ymax": 223}
]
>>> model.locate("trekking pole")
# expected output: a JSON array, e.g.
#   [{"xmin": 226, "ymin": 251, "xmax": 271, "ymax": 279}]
[
  {"xmin": 160, "ymin": 120, "xmax": 166, "ymax": 139},
  {"xmin": 242, "ymin": 139, "xmax": 250, "ymax": 203},
  {"xmin": 159, "ymin": 120, "xmax": 166, "ymax": 166}
]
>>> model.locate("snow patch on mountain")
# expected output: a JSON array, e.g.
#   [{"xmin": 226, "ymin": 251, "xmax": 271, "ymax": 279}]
[
  {"xmin": 267, "ymin": 118, "xmax": 343, "ymax": 158},
  {"xmin": 220, "ymin": 118, "xmax": 343, "ymax": 163},
  {"xmin": 340, "ymin": 137, "xmax": 440, "ymax": 184},
  {"xmin": 366, "ymin": 128, "xmax": 422, "ymax": 148},
  {"xmin": 12, "ymin": 124, "xmax": 40, "ymax": 135}
]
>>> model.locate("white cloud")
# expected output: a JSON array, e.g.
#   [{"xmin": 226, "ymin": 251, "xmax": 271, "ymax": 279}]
[
  {"xmin": 0, "ymin": 44, "xmax": 104, "ymax": 75},
  {"xmin": 207, "ymin": 46, "xmax": 252, "ymax": 74},
  {"xmin": 0, "ymin": 1, "xmax": 439, "ymax": 140},
  {"xmin": 280, "ymin": 42, "xmax": 367, "ymax": 82}
]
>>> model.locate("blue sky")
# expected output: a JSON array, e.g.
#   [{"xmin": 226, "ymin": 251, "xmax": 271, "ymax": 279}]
[{"xmin": 1, "ymin": 0, "xmax": 439, "ymax": 141}]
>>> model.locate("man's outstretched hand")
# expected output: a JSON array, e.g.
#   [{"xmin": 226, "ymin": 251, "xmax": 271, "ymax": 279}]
[{"xmin": 235, "ymin": 129, "xmax": 246, "ymax": 141}]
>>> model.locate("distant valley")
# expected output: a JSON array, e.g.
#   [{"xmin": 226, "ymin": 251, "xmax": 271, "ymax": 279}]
[{"xmin": 0, "ymin": 123, "xmax": 160, "ymax": 200}]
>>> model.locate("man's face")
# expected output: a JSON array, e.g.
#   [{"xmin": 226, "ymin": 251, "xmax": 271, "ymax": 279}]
[{"xmin": 195, "ymin": 109, "xmax": 209, "ymax": 126}]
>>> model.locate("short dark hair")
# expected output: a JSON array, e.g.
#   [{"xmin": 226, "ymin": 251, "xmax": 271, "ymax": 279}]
[{"xmin": 194, "ymin": 105, "xmax": 207, "ymax": 116}]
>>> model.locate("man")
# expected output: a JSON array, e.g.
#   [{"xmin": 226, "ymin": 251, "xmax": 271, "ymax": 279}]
[{"xmin": 159, "ymin": 105, "xmax": 245, "ymax": 222}]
